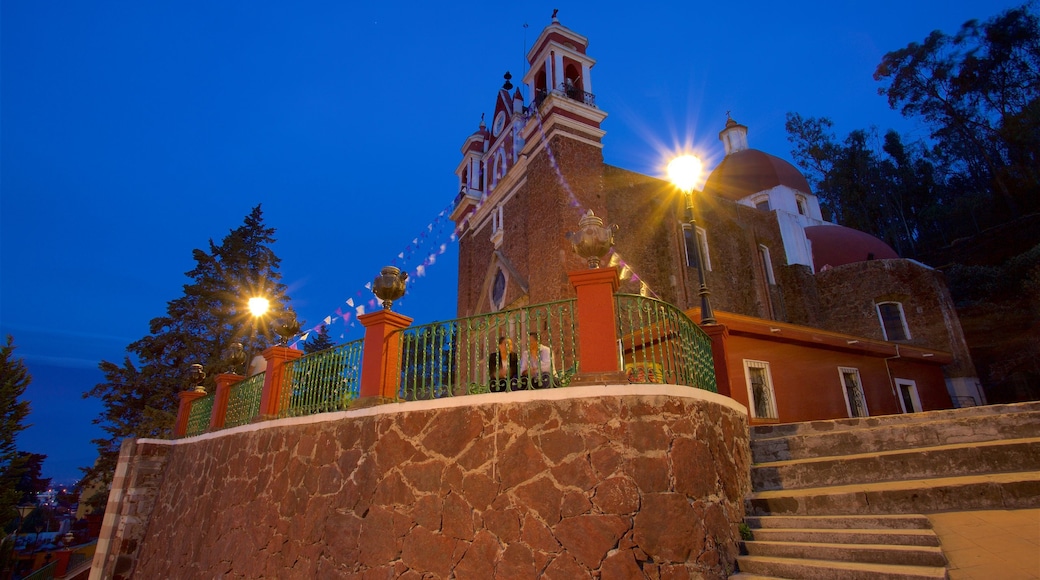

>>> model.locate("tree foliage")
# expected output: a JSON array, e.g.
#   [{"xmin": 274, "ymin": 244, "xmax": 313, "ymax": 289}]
[
  {"xmin": 874, "ymin": 3, "xmax": 1040, "ymax": 217},
  {"xmin": 83, "ymin": 206, "xmax": 290, "ymax": 504},
  {"xmin": 785, "ymin": 114, "xmax": 945, "ymax": 256},
  {"xmin": 0, "ymin": 336, "xmax": 32, "ymax": 529},
  {"xmin": 302, "ymin": 325, "xmax": 337, "ymax": 354}
]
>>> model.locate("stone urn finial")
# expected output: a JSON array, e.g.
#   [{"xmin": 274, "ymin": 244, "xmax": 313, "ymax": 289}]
[
  {"xmin": 186, "ymin": 363, "xmax": 207, "ymax": 394},
  {"xmin": 372, "ymin": 266, "xmax": 408, "ymax": 311},
  {"xmin": 568, "ymin": 210, "xmax": 619, "ymax": 268}
]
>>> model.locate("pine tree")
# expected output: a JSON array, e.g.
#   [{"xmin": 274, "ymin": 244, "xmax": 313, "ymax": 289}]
[
  {"xmin": 0, "ymin": 336, "xmax": 32, "ymax": 529},
  {"xmin": 302, "ymin": 325, "xmax": 337, "ymax": 354},
  {"xmin": 83, "ymin": 206, "xmax": 290, "ymax": 507}
]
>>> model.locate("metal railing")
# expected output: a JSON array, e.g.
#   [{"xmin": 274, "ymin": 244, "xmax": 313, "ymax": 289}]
[
  {"xmin": 615, "ymin": 293, "xmax": 717, "ymax": 392},
  {"xmin": 224, "ymin": 372, "xmax": 265, "ymax": 428},
  {"xmin": 184, "ymin": 393, "xmax": 214, "ymax": 437},
  {"xmin": 394, "ymin": 299, "xmax": 579, "ymax": 399},
  {"xmin": 533, "ymin": 85, "xmax": 597, "ymax": 109},
  {"xmin": 280, "ymin": 340, "xmax": 364, "ymax": 417}
]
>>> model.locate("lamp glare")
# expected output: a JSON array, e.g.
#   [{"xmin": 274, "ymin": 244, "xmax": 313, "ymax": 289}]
[
  {"xmin": 248, "ymin": 297, "xmax": 270, "ymax": 317},
  {"xmin": 667, "ymin": 155, "xmax": 703, "ymax": 192}
]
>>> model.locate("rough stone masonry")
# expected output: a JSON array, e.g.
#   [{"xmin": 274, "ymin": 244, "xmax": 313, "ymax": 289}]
[{"xmin": 97, "ymin": 385, "xmax": 751, "ymax": 579}]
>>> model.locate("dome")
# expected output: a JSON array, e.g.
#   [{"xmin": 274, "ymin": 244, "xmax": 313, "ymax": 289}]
[
  {"xmin": 703, "ymin": 149, "xmax": 813, "ymax": 201},
  {"xmin": 805, "ymin": 225, "xmax": 899, "ymax": 271}
]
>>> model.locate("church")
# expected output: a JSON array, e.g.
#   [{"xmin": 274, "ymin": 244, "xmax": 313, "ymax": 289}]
[{"xmin": 449, "ymin": 14, "xmax": 984, "ymax": 423}]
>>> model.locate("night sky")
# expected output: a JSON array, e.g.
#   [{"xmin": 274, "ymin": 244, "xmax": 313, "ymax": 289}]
[{"xmin": 1, "ymin": 1, "xmax": 1021, "ymax": 483}]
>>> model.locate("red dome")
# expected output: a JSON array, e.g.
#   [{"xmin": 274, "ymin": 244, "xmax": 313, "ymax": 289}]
[
  {"xmin": 805, "ymin": 225, "xmax": 899, "ymax": 271},
  {"xmin": 703, "ymin": 149, "xmax": 812, "ymax": 201}
]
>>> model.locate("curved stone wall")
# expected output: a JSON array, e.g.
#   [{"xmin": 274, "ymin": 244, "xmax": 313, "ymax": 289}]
[{"xmin": 118, "ymin": 386, "xmax": 750, "ymax": 579}]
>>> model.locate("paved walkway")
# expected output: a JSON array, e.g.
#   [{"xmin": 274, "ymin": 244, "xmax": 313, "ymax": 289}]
[{"xmin": 928, "ymin": 509, "xmax": 1040, "ymax": 579}]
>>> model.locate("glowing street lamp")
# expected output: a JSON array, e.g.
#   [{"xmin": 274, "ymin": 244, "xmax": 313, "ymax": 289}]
[
  {"xmin": 667, "ymin": 154, "xmax": 717, "ymax": 325},
  {"xmin": 248, "ymin": 297, "xmax": 270, "ymax": 317}
]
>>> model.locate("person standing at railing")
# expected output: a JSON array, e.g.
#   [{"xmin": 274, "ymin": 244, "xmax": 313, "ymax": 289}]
[
  {"xmin": 488, "ymin": 337, "xmax": 519, "ymax": 392},
  {"xmin": 520, "ymin": 332, "xmax": 554, "ymax": 389}
]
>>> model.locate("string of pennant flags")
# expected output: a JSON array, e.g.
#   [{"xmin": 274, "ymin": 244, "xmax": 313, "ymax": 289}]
[{"xmin": 293, "ymin": 98, "xmax": 661, "ymax": 349}]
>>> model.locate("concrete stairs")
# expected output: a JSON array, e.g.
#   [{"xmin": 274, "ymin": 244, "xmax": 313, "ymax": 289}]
[{"xmin": 731, "ymin": 401, "xmax": 1040, "ymax": 579}]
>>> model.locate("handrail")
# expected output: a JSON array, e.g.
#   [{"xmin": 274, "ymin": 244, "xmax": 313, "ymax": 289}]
[
  {"xmin": 184, "ymin": 393, "xmax": 214, "ymax": 437},
  {"xmin": 615, "ymin": 293, "xmax": 717, "ymax": 392},
  {"xmin": 279, "ymin": 339, "xmax": 364, "ymax": 417},
  {"xmin": 394, "ymin": 299, "xmax": 579, "ymax": 399},
  {"xmin": 224, "ymin": 372, "xmax": 265, "ymax": 428}
]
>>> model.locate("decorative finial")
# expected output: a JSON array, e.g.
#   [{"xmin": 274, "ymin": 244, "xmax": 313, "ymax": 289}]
[
  {"xmin": 503, "ymin": 71, "xmax": 513, "ymax": 90},
  {"xmin": 726, "ymin": 110, "xmax": 731, "ymax": 120},
  {"xmin": 567, "ymin": 210, "xmax": 619, "ymax": 269},
  {"xmin": 479, "ymin": 112, "xmax": 486, "ymax": 128},
  {"xmin": 372, "ymin": 266, "xmax": 408, "ymax": 311},
  {"xmin": 552, "ymin": 8, "xmax": 559, "ymax": 21}
]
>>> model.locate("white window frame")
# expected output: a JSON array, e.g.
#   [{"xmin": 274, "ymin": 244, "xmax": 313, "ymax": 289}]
[
  {"xmin": 758, "ymin": 244, "xmax": 775, "ymax": 285},
  {"xmin": 876, "ymin": 301, "xmax": 911, "ymax": 341},
  {"xmin": 743, "ymin": 360, "xmax": 778, "ymax": 419},
  {"xmin": 796, "ymin": 195, "xmax": 808, "ymax": 216},
  {"xmin": 895, "ymin": 379, "xmax": 922, "ymax": 413},
  {"xmin": 682, "ymin": 224, "xmax": 712, "ymax": 271},
  {"xmin": 838, "ymin": 367, "xmax": 869, "ymax": 418},
  {"xmin": 752, "ymin": 194, "xmax": 770, "ymax": 211}
]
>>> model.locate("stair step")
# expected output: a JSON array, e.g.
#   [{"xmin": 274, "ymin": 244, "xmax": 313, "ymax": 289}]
[
  {"xmin": 751, "ymin": 401, "xmax": 1040, "ymax": 441},
  {"xmin": 728, "ymin": 574, "xmax": 787, "ymax": 580},
  {"xmin": 745, "ymin": 514, "xmax": 933, "ymax": 530},
  {"xmin": 743, "ymin": 540, "xmax": 946, "ymax": 567},
  {"xmin": 751, "ymin": 437, "xmax": 1040, "ymax": 491},
  {"xmin": 752, "ymin": 409, "xmax": 1040, "ymax": 463},
  {"xmin": 750, "ymin": 527, "xmax": 940, "ymax": 546},
  {"xmin": 735, "ymin": 555, "xmax": 948, "ymax": 580},
  {"xmin": 746, "ymin": 470, "xmax": 1040, "ymax": 516}
]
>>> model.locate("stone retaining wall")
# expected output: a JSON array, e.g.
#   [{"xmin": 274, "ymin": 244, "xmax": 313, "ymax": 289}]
[{"xmin": 99, "ymin": 385, "xmax": 750, "ymax": 579}]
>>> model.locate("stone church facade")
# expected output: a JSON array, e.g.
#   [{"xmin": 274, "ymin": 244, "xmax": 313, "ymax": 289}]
[{"xmin": 449, "ymin": 14, "xmax": 983, "ymax": 413}]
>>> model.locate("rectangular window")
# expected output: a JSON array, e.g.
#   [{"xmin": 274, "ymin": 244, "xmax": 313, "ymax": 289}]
[
  {"xmin": 755, "ymin": 199, "xmax": 770, "ymax": 211},
  {"xmin": 758, "ymin": 244, "xmax": 775, "ymax": 285},
  {"xmin": 876, "ymin": 302, "xmax": 910, "ymax": 341},
  {"xmin": 896, "ymin": 379, "xmax": 922, "ymax": 413},
  {"xmin": 838, "ymin": 367, "xmax": 868, "ymax": 418},
  {"xmin": 682, "ymin": 225, "xmax": 712, "ymax": 271},
  {"xmin": 744, "ymin": 360, "xmax": 777, "ymax": 419}
]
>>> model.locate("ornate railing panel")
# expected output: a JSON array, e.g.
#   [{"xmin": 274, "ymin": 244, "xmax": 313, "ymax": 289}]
[
  {"xmin": 395, "ymin": 299, "xmax": 579, "ymax": 399},
  {"xmin": 615, "ymin": 294, "xmax": 717, "ymax": 392},
  {"xmin": 280, "ymin": 340, "xmax": 364, "ymax": 417},
  {"xmin": 224, "ymin": 372, "xmax": 265, "ymax": 428},
  {"xmin": 184, "ymin": 393, "xmax": 214, "ymax": 437}
]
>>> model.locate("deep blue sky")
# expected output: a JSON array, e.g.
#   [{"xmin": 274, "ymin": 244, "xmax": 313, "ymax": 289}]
[{"xmin": 1, "ymin": 1, "xmax": 1021, "ymax": 482}]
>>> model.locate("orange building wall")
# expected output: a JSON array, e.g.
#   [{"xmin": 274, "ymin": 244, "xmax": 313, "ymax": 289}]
[{"xmin": 718, "ymin": 328, "xmax": 952, "ymax": 424}]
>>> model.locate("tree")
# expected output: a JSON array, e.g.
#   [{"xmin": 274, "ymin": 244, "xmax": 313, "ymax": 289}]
[
  {"xmin": 874, "ymin": 4, "xmax": 1040, "ymax": 218},
  {"xmin": 302, "ymin": 325, "xmax": 337, "ymax": 354},
  {"xmin": 786, "ymin": 114, "xmax": 949, "ymax": 256},
  {"xmin": 13, "ymin": 453, "xmax": 49, "ymax": 506},
  {"xmin": 83, "ymin": 206, "xmax": 290, "ymax": 506},
  {"xmin": 0, "ymin": 337, "xmax": 32, "ymax": 530}
]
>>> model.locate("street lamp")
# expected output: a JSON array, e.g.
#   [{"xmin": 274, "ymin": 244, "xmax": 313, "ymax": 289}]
[
  {"xmin": 667, "ymin": 154, "xmax": 717, "ymax": 325},
  {"xmin": 248, "ymin": 297, "xmax": 270, "ymax": 317}
]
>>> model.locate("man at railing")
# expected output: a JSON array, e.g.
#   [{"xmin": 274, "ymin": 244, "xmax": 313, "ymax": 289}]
[
  {"xmin": 488, "ymin": 337, "xmax": 519, "ymax": 393},
  {"xmin": 520, "ymin": 332, "xmax": 554, "ymax": 389}
]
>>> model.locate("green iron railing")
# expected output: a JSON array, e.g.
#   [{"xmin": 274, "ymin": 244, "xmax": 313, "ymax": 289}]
[
  {"xmin": 615, "ymin": 293, "xmax": 717, "ymax": 392},
  {"xmin": 184, "ymin": 393, "xmax": 214, "ymax": 437},
  {"xmin": 224, "ymin": 372, "xmax": 265, "ymax": 428},
  {"xmin": 394, "ymin": 299, "xmax": 579, "ymax": 399},
  {"xmin": 280, "ymin": 339, "xmax": 364, "ymax": 417}
]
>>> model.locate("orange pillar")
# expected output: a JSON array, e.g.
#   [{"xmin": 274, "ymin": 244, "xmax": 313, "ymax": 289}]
[
  {"xmin": 568, "ymin": 267, "xmax": 628, "ymax": 384},
  {"xmin": 174, "ymin": 390, "xmax": 207, "ymax": 437},
  {"xmin": 358, "ymin": 310, "xmax": 413, "ymax": 399},
  {"xmin": 702, "ymin": 324, "xmax": 732, "ymax": 398},
  {"xmin": 209, "ymin": 373, "xmax": 242, "ymax": 430},
  {"xmin": 255, "ymin": 346, "xmax": 303, "ymax": 421},
  {"xmin": 54, "ymin": 549, "xmax": 72, "ymax": 577}
]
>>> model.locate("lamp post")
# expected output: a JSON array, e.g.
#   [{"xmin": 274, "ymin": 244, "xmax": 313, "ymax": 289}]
[{"xmin": 668, "ymin": 155, "xmax": 717, "ymax": 325}]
